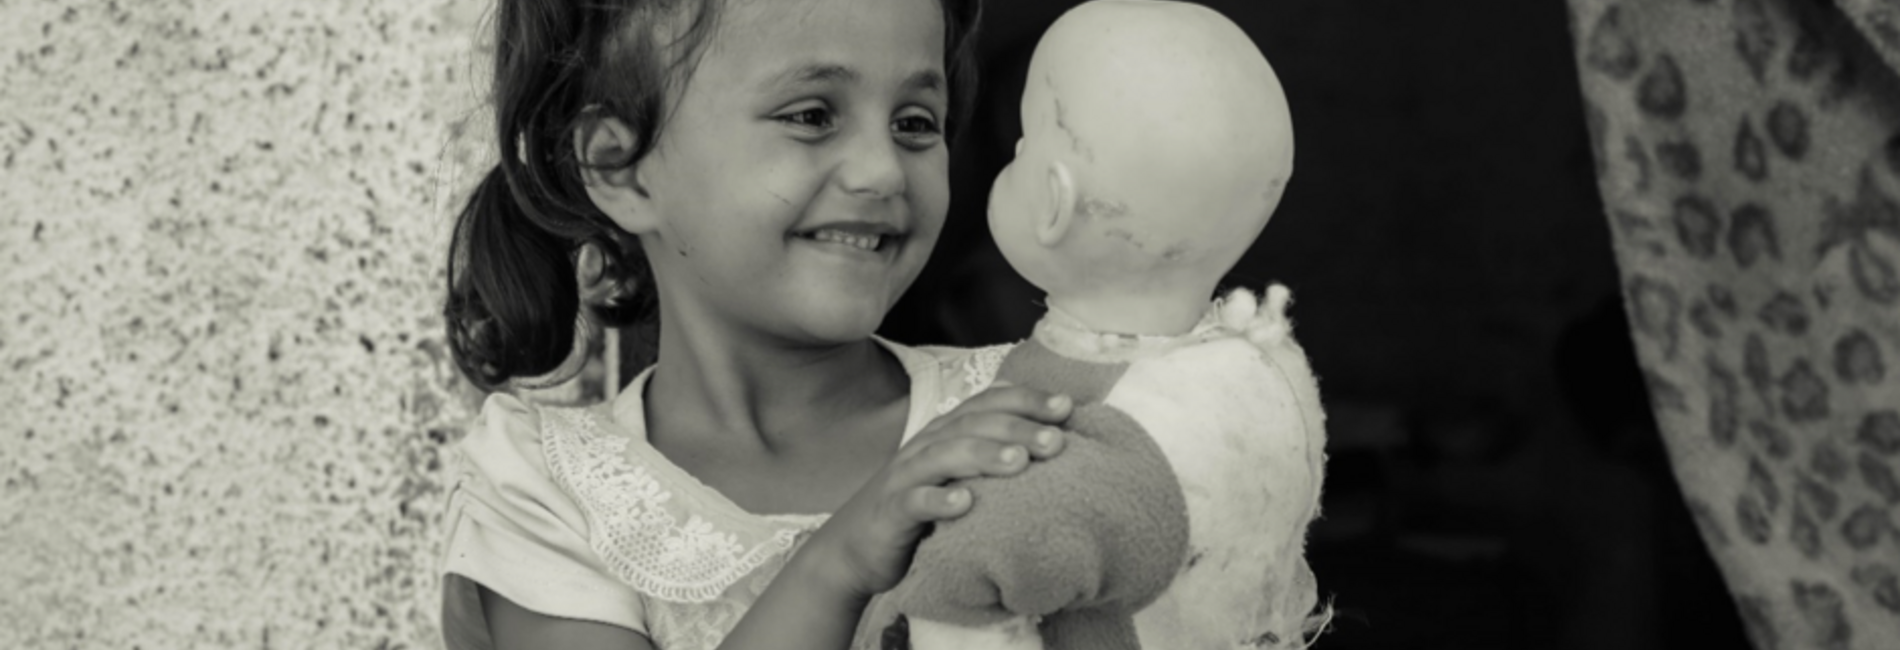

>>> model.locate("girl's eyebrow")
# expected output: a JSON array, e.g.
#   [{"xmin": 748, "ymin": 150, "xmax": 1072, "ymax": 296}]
[
  {"xmin": 904, "ymin": 70, "xmax": 944, "ymax": 93},
  {"xmin": 775, "ymin": 63, "xmax": 858, "ymax": 88},
  {"xmin": 764, "ymin": 63, "xmax": 944, "ymax": 94}
]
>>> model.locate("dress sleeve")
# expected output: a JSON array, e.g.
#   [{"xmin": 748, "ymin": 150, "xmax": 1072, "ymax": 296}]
[{"xmin": 440, "ymin": 392, "xmax": 646, "ymax": 646}]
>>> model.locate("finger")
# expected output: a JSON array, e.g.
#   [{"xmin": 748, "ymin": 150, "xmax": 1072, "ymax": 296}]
[
  {"xmin": 946, "ymin": 384, "xmax": 1073, "ymax": 424},
  {"xmin": 927, "ymin": 411, "xmax": 1066, "ymax": 459},
  {"xmin": 901, "ymin": 485, "xmax": 972, "ymax": 522},
  {"xmin": 894, "ymin": 436, "xmax": 1031, "ymax": 488}
]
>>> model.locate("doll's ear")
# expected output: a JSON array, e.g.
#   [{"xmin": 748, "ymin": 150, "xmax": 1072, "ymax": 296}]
[
  {"xmin": 1038, "ymin": 161, "xmax": 1076, "ymax": 247},
  {"xmin": 574, "ymin": 108, "xmax": 662, "ymax": 235}
]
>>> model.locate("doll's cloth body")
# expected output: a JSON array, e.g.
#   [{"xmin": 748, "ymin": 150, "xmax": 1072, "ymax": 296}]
[
  {"xmin": 889, "ymin": 337, "xmax": 1192, "ymax": 650},
  {"xmin": 885, "ymin": 289, "xmax": 1329, "ymax": 650}
]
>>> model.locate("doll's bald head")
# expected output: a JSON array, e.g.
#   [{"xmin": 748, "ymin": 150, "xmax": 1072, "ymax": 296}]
[{"xmin": 989, "ymin": 0, "xmax": 1293, "ymax": 334}]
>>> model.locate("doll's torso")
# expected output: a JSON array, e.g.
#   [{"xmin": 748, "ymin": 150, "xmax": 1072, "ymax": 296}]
[
  {"xmin": 1017, "ymin": 299, "xmax": 1330, "ymax": 648},
  {"xmin": 1108, "ymin": 335, "xmax": 1327, "ymax": 649},
  {"xmin": 885, "ymin": 293, "xmax": 1330, "ymax": 650}
]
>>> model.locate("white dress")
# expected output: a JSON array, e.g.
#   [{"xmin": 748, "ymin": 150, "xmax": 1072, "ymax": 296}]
[{"xmin": 437, "ymin": 338, "xmax": 1009, "ymax": 650}]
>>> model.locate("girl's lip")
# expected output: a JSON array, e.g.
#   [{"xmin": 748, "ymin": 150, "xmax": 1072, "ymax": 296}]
[{"xmin": 791, "ymin": 220, "xmax": 905, "ymax": 238}]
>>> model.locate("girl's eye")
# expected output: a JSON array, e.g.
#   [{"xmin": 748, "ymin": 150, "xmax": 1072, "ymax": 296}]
[
  {"xmin": 893, "ymin": 113, "xmax": 942, "ymax": 148},
  {"xmin": 776, "ymin": 107, "xmax": 834, "ymax": 131}
]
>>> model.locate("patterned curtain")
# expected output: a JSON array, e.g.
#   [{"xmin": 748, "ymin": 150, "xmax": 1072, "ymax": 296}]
[{"xmin": 1565, "ymin": 1, "xmax": 1900, "ymax": 648}]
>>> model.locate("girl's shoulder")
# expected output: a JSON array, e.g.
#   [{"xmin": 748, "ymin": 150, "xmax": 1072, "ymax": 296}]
[
  {"xmin": 455, "ymin": 390, "xmax": 635, "ymax": 480},
  {"xmin": 885, "ymin": 339, "xmax": 1016, "ymax": 417},
  {"xmin": 442, "ymin": 392, "xmax": 651, "ymax": 638},
  {"xmin": 456, "ymin": 389, "xmax": 816, "ymax": 602},
  {"xmin": 453, "ymin": 391, "xmax": 618, "ymax": 496},
  {"xmin": 452, "ymin": 391, "xmax": 561, "ymax": 498}
]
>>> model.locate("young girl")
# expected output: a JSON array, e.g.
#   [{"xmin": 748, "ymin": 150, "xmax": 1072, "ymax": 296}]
[{"xmin": 436, "ymin": 0, "xmax": 1074, "ymax": 649}]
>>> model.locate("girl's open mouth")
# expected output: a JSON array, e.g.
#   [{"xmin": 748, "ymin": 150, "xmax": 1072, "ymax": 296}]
[
  {"xmin": 801, "ymin": 228, "xmax": 887, "ymax": 252},
  {"xmin": 792, "ymin": 222, "xmax": 905, "ymax": 254}
]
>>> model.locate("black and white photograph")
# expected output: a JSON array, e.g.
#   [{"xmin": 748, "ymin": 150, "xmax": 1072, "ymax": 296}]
[{"xmin": 5, "ymin": 0, "xmax": 1897, "ymax": 648}]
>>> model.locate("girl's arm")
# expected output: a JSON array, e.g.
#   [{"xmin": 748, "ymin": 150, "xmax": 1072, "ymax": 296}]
[
  {"xmin": 719, "ymin": 385, "xmax": 1075, "ymax": 650},
  {"xmin": 480, "ymin": 585, "xmax": 657, "ymax": 650},
  {"xmin": 712, "ymin": 540, "xmax": 871, "ymax": 650},
  {"xmin": 479, "ymin": 550, "xmax": 865, "ymax": 650}
]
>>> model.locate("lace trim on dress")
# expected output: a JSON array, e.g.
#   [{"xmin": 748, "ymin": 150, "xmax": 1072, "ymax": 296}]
[
  {"xmin": 935, "ymin": 344, "xmax": 1011, "ymax": 415},
  {"xmin": 645, "ymin": 549, "xmax": 797, "ymax": 650},
  {"xmin": 539, "ymin": 406, "xmax": 803, "ymax": 603}
]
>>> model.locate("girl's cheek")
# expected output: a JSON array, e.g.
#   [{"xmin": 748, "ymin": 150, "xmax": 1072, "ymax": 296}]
[
  {"xmin": 759, "ymin": 170, "xmax": 817, "ymax": 214},
  {"xmin": 758, "ymin": 145, "xmax": 832, "ymax": 210},
  {"xmin": 902, "ymin": 145, "xmax": 947, "ymax": 183},
  {"xmin": 912, "ymin": 154, "xmax": 952, "ymax": 226}
]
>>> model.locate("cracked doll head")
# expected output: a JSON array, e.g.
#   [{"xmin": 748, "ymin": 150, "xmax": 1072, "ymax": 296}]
[{"xmin": 987, "ymin": 0, "xmax": 1294, "ymax": 334}]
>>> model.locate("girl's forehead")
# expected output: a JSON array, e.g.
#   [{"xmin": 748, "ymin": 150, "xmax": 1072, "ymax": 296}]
[
  {"xmin": 720, "ymin": 0, "xmax": 938, "ymax": 23},
  {"xmin": 707, "ymin": 0, "xmax": 946, "ymax": 75}
]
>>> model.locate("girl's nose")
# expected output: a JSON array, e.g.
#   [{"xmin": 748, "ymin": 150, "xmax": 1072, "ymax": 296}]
[{"xmin": 836, "ymin": 129, "xmax": 907, "ymax": 200}]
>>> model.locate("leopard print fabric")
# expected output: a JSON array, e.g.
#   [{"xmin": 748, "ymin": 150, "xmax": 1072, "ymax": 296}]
[{"xmin": 1567, "ymin": 0, "xmax": 1900, "ymax": 648}]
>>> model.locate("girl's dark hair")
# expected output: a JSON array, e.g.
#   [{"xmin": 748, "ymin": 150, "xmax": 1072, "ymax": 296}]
[{"xmin": 444, "ymin": 0, "xmax": 984, "ymax": 390}]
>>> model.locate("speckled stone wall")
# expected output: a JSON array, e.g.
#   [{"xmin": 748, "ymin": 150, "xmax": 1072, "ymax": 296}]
[{"xmin": 1, "ymin": 1, "xmax": 496, "ymax": 647}]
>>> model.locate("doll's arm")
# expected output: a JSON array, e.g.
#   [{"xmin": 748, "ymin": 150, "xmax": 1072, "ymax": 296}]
[{"xmin": 889, "ymin": 403, "xmax": 1190, "ymax": 625}]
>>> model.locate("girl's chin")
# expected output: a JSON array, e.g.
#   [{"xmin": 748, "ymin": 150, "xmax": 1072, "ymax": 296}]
[
  {"xmin": 790, "ymin": 313, "xmax": 889, "ymax": 345},
  {"xmin": 775, "ymin": 298, "xmax": 896, "ymax": 344},
  {"xmin": 763, "ymin": 269, "xmax": 920, "ymax": 341}
]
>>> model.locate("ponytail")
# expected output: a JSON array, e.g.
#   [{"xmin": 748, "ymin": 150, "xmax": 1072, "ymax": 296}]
[
  {"xmin": 441, "ymin": 0, "xmax": 694, "ymax": 391},
  {"xmin": 444, "ymin": 166, "xmax": 584, "ymax": 390}
]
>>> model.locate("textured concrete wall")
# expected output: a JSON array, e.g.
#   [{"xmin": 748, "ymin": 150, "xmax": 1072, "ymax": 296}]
[{"xmin": 1, "ymin": 1, "xmax": 491, "ymax": 647}]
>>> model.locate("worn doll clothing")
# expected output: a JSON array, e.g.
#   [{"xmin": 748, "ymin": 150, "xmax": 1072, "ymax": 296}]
[
  {"xmin": 1116, "ymin": 318, "xmax": 1328, "ymax": 648},
  {"xmin": 438, "ymin": 338, "xmax": 1010, "ymax": 650},
  {"xmin": 878, "ymin": 288, "xmax": 1329, "ymax": 650}
]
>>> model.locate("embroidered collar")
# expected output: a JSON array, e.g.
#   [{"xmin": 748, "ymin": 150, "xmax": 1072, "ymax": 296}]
[
  {"xmin": 540, "ymin": 405, "xmax": 808, "ymax": 603},
  {"xmin": 539, "ymin": 336, "xmax": 967, "ymax": 603}
]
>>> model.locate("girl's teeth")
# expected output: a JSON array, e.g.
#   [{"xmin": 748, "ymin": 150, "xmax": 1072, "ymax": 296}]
[{"xmin": 811, "ymin": 230, "xmax": 881, "ymax": 251}]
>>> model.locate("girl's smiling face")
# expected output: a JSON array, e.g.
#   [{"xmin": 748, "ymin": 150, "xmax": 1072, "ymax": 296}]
[{"xmin": 625, "ymin": 0, "xmax": 951, "ymax": 346}]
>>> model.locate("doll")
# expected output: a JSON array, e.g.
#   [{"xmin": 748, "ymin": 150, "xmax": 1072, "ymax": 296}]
[{"xmin": 871, "ymin": 1, "xmax": 1329, "ymax": 649}]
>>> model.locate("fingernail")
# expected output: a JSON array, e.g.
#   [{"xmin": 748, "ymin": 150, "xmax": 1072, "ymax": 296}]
[
  {"xmin": 1037, "ymin": 428, "xmax": 1061, "ymax": 449},
  {"xmin": 1048, "ymin": 395, "xmax": 1072, "ymax": 411},
  {"xmin": 947, "ymin": 489, "xmax": 969, "ymax": 506},
  {"xmin": 1000, "ymin": 446, "xmax": 1024, "ymax": 464}
]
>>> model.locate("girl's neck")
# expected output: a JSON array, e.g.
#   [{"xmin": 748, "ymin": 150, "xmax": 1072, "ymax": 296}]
[{"xmin": 642, "ymin": 310, "xmax": 909, "ymax": 452}]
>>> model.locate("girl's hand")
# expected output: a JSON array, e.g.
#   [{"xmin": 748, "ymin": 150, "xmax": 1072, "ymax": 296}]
[{"xmin": 803, "ymin": 383, "xmax": 1074, "ymax": 600}]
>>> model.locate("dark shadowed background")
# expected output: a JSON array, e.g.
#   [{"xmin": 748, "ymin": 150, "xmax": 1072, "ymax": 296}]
[{"xmin": 876, "ymin": 1, "xmax": 1752, "ymax": 648}]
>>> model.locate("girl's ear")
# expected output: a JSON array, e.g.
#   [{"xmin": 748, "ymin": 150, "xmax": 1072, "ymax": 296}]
[
  {"xmin": 1037, "ymin": 161, "xmax": 1076, "ymax": 247},
  {"xmin": 575, "ymin": 111, "xmax": 662, "ymax": 234}
]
